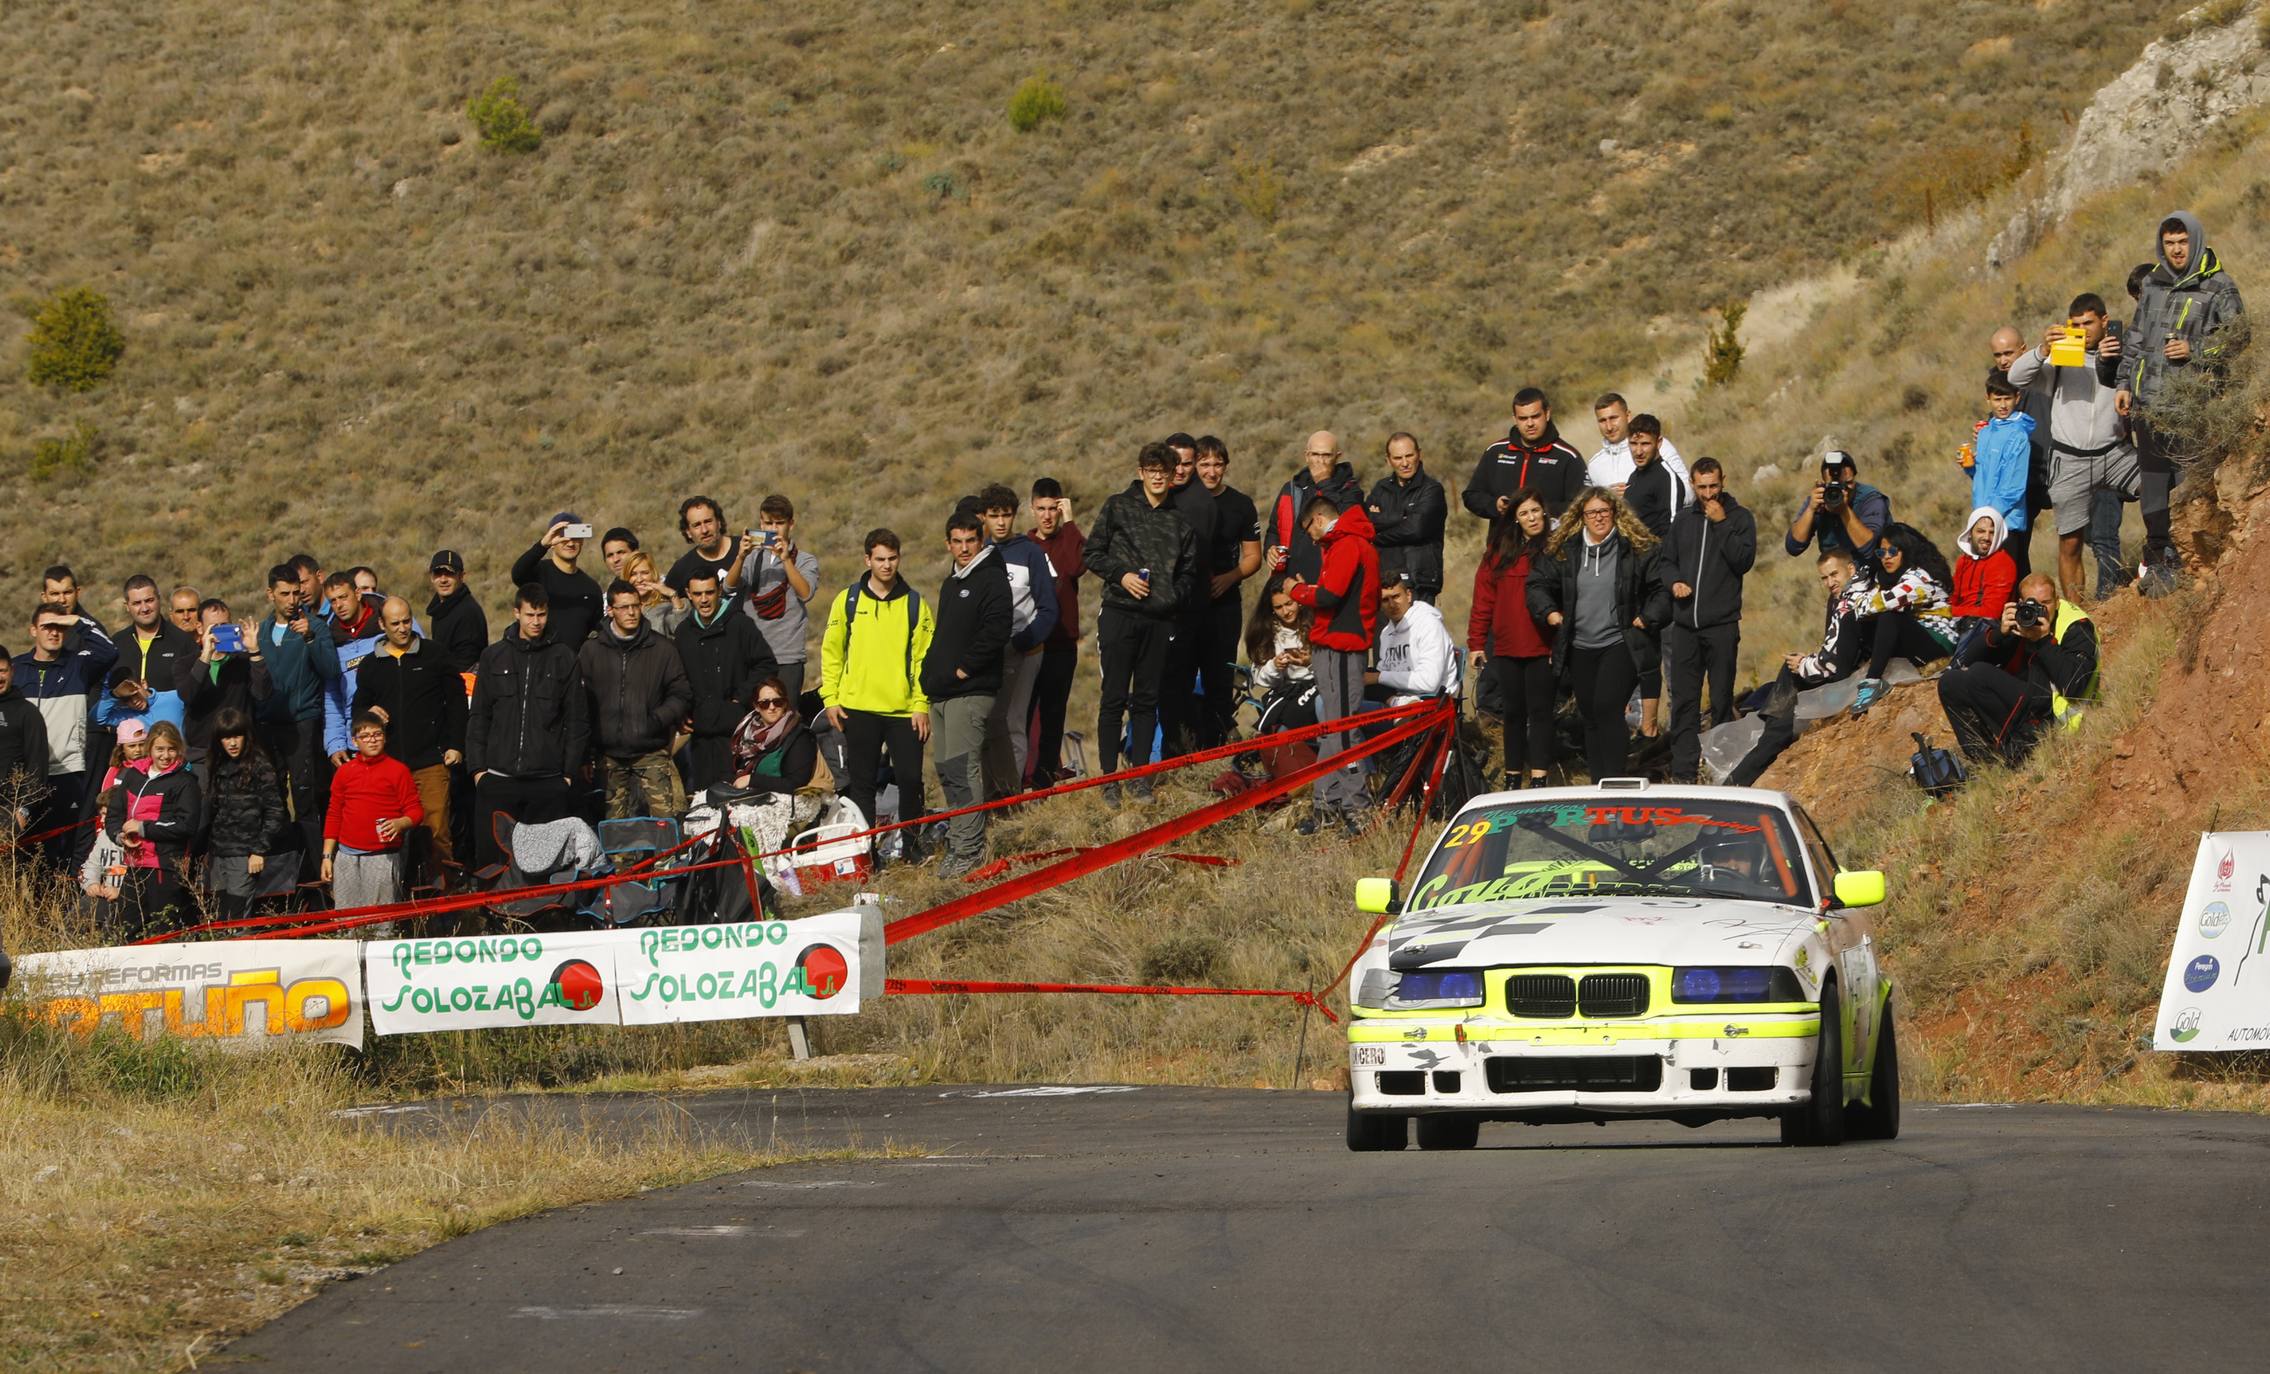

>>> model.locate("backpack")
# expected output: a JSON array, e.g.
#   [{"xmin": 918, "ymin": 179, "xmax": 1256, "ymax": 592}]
[{"xmin": 1908, "ymin": 732, "xmax": 1968, "ymax": 796}]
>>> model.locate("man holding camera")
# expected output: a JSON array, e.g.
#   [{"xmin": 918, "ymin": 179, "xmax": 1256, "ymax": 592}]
[
  {"xmin": 2006, "ymin": 295, "xmax": 2140, "ymax": 606},
  {"xmin": 254, "ymin": 563, "xmax": 345, "ymax": 879},
  {"xmin": 1782, "ymin": 451, "xmax": 1890, "ymax": 560},
  {"xmin": 1934, "ymin": 572, "xmax": 2098, "ymax": 768}
]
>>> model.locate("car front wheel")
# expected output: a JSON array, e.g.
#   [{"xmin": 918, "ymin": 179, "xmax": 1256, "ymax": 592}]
[
  {"xmin": 1346, "ymin": 1098, "xmax": 1408, "ymax": 1152},
  {"xmin": 1846, "ymin": 997, "xmax": 1901, "ymax": 1141},
  {"xmin": 1781, "ymin": 981, "xmax": 1847, "ymax": 1147}
]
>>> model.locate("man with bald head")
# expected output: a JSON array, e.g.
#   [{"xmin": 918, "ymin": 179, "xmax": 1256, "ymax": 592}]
[
  {"xmin": 1934, "ymin": 570, "xmax": 2098, "ymax": 769},
  {"xmin": 352, "ymin": 595, "xmax": 467, "ymax": 878},
  {"xmin": 1269, "ymin": 430, "xmax": 1365, "ymax": 582}
]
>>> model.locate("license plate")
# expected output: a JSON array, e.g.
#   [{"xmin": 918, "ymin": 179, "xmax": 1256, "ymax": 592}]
[{"xmin": 1350, "ymin": 1045, "xmax": 1385, "ymax": 1068}]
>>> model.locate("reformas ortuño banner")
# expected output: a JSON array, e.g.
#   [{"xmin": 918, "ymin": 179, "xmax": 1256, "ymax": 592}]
[
  {"xmin": 2154, "ymin": 833, "xmax": 2270, "ymax": 1051},
  {"xmin": 10, "ymin": 939, "xmax": 364, "ymax": 1048}
]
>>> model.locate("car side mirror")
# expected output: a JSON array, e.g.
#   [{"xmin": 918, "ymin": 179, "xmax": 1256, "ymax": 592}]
[
  {"xmin": 1833, "ymin": 870, "xmax": 1886, "ymax": 909},
  {"xmin": 1354, "ymin": 877, "xmax": 1401, "ymax": 915}
]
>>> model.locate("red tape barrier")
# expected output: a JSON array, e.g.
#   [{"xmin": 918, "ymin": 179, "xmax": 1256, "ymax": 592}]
[
  {"xmin": 885, "ymin": 978, "xmax": 1338, "ymax": 1024},
  {"xmin": 9, "ymin": 815, "xmax": 96, "ymax": 849},
  {"xmin": 881, "ymin": 700, "xmax": 1453, "ymax": 945}
]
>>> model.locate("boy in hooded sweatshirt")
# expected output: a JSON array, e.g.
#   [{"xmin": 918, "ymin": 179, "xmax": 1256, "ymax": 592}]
[
  {"xmin": 1947, "ymin": 507, "xmax": 2017, "ymax": 665},
  {"xmin": 1966, "ymin": 372, "xmax": 2036, "ymax": 576}
]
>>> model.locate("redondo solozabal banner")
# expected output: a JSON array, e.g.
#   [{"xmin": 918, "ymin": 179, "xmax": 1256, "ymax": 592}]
[
  {"xmin": 2154, "ymin": 833, "xmax": 2270, "ymax": 1050},
  {"xmin": 364, "ymin": 910, "xmax": 878, "ymax": 1036},
  {"xmin": 9, "ymin": 939, "xmax": 364, "ymax": 1048}
]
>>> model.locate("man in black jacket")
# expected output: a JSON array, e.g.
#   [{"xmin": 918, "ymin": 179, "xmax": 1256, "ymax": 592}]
[
  {"xmin": 354, "ymin": 597, "xmax": 468, "ymax": 875},
  {"xmin": 1936, "ymin": 572, "xmax": 2100, "ymax": 767},
  {"xmin": 1367, "ymin": 431, "xmax": 1447, "ymax": 604},
  {"xmin": 509, "ymin": 515, "xmax": 603, "ymax": 648},
  {"xmin": 1663, "ymin": 459, "xmax": 1758, "ymax": 782},
  {"xmin": 922, "ymin": 512, "xmax": 1013, "ymax": 877},
  {"xmin": 1268, "ymin": 433, "xmax": 1366, "ymax": 582},
  {"xmin": 465, "ymin": 584, "xmax": 589, "ymax": 868},
  {"xmin": 0, "ymin": 653, "xmax": 50, "ymax": 838},
  {"xmin": 1463, "ymin": 388, "xmax": 1585, "ymax": 531},
  {"xmin": 581, "ymin": 581, "xmax": 694, "ymax": 819},
  {"xmin": 424, "ymin": 551, "xmax": 488, "ymax": 674},
  {"xmin": 1195, "ymin": 436, "xmax": 1263, "ymax": 749},
  {"xmin": 1086, "ymin": 443, "xmax": 1199, "ymax": 803},
  {"xmin": 675, "ymin": 572, "xmax": 777, "ymax": 793},
  {"xmin": 1161, "ymin": 439, "xmax": 1222, "ymax": 758}
]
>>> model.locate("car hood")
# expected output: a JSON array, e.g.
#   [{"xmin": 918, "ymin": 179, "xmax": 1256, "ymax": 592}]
[{"xmin": 1384, "ymin": 897, "xmax": 1820, "ymax": 972}]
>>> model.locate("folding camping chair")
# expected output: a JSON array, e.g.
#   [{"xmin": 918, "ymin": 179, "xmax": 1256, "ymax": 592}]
[
  {"xmin": 478, "ymin": 814, "xmax": 607, "ymax": 929},
  {"xmin": 579, "ymin": 816, "xmax": 685, "ymax": 928}
]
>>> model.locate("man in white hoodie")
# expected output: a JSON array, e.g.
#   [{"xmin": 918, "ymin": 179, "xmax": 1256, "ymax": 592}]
[
  {"xmin": 1366, "ymin": 575, "xmax": 1460, "ymax": 707},
  {"xmin": 1588, "ymin": 393, "xmax": 1691, "ymax": 495}
]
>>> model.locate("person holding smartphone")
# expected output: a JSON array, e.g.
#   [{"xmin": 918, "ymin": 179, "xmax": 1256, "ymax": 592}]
[
  {"xmin": 182, "ymin": 598, "xmax": 266, "ymax": 766},
  {"xmin": 510, "ymin": 511, "xmax": 604, "ymax": 647},
  {"xmin": 737, "ymin": 494, "xmax": 820, "ymax": 702}
]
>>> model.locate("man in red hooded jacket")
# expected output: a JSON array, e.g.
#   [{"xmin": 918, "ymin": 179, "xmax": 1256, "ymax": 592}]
[{"xmin": 1286, "ymin": 493, "xmax": 1379, "ymax": 833}]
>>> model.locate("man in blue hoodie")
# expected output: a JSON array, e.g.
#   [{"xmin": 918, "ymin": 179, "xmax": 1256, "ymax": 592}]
[
  {"xmin": 2117, "ymin": 209, "xmax": 2246, "ymax": 596},
  {"xmin": 1968, "ymin": 372, "xmax": 2036, "ymax": 576},
  {"xmin": 254, "ymin": 563, "xmax": 344, "ymax": 879}
]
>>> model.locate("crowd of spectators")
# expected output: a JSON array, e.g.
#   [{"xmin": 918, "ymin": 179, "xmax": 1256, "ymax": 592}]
[{"xmin": 0, "ymin": 209, "xmax": 2241, "ymax": 942}]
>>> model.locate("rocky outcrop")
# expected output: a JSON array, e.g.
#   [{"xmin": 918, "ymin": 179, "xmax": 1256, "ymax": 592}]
[{"xmin": 1989, "ymin": 6, "xmax": 2270, "ymax": 268}]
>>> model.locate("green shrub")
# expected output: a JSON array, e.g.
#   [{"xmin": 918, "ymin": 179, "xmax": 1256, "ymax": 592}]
[
  {"xmin": 1231, "ymin": 152, "xmax": 1284, "ymax": 227},
  {"xmin": 29, "ymin": 421, "xmax": 100, "ymax": 480},
  {"xmin": 1007, "ymin": 74, "xmax": 1067, "ymax": 132},
  {"xmin": 24, "ymin": 287, "xmax": 124, "ymax": 391},
  {"xmin": 467, "ymin": 76, "xmax": 542, "ymax": 153}
]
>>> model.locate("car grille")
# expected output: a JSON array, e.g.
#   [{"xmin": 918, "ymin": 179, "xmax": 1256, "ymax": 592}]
[
  {"xmin": 1486, "ymin": 1055, "xmax": 1664, "ymax": 1093},
  {"xmin": 1503, "ymin": 973, "xmax": 1577, "ymax": 1018},
  {"xmin": 1578, "ymin": 973, "xmax": 1650, "ymax": 1018}
]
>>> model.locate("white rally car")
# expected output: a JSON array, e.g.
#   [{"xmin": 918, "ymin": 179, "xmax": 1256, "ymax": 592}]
[{"xmin": 1344, "ymin": 780, "xmax": 1896, "ymax": 1150}]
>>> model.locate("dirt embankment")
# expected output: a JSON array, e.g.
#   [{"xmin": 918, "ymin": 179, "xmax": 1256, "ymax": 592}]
[{"xmin": 1757, "ymin": 451, "xmax": 2270, "ymax": 1103}]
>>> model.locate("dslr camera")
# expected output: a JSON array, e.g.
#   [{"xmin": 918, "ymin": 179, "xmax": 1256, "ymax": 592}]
[
  {"xmin": 1820, "ymin": 480, "xmax": 1850, "ymax": 509},
  {"xmin": 2015, "ymin": 597, "xmax": 2049, "ymax": 629}
]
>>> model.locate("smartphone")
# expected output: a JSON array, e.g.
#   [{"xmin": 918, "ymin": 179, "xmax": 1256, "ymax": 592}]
[
  {"xmin": 210, "ymin": 624, "xmax": 246, "ymax": 654},
  {"xmin": 563, "ymin": 522, "xmax": 595, "ymax": 541}
]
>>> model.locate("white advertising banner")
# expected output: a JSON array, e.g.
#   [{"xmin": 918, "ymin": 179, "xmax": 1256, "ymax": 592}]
[
  {"xmin": 8, "ymin": 939, "xmax": 364, "ymax": 1048},
  {"xmin": 616, "ymin": 914, "xmax": 864, "ymax": 1024},
  {"xmin": 2154, "ymin": 833, "xmax": 2270, "ymax": 1050},
  {"xmin": 364, "ymin": 932, "xmax": 621, "ymax": 1035}
]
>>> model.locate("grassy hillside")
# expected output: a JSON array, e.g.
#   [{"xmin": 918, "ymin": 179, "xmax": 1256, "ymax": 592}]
[{"xmin": 0, "ymin": 0, "xmax": 2194, "ymax": 625}]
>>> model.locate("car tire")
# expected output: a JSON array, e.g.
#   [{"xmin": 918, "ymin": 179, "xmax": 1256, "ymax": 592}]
[
  {"xmin": 1414, "ymin": 1114, "xmax": 1481, "ymax": 1151},
  {"xmin": 1781, "ymin": 980, "xmax": 1847, "ymax": 1147},
  {"xmin": 1346, "ymin": 1100, "xmax": 1407, "ymax": 1152},
  {"xmin": 1846, "ymin": 997, "xmax": 1901, "ymax": 1141}
]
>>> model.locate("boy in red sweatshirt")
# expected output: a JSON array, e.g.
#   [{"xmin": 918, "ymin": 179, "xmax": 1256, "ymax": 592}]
[
  {"xmin": 324, "ymin": 712, "xmax": 424, "ymax": 933},
  {"xmin": 1286, "ymin": 493, "xmax": 1379, "ymax": 833},
  {"xmin": 1947, "ymin": 506, "xmax": 2017, "ymax": 665}
]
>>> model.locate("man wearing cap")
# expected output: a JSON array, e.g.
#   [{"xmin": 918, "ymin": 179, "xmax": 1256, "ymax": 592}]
[
  {"xmin": 511, "ymin": 513, "xmax": 604, "ymax": 647},
  {"xmin": 425, "ymin": 551, "xmax": 488, "ymax": 675},
  {"xmin": 1366, "ymin": 573, "xmax": 1459, "ymax": 707},
  {"xmin": 1783, "ymin": 451, "xmax": 1892, "ymax": 559}
]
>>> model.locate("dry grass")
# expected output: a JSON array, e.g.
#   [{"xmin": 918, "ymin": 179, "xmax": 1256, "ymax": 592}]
[
  {"xmin": 0, "ymin": 1022, "xmax": 867, "ymax": 1373},
  {"xmin": 0, "ymin": 0, "xmax": 2192, "ymax": 636}
]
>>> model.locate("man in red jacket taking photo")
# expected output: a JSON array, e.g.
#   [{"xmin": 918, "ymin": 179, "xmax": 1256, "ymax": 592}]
[{"xmin": 1285, "ymin": 493, "xmax": 1379, "ymax": 836}]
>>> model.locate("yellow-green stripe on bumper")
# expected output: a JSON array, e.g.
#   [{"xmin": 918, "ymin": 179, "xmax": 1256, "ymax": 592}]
[{"xmin": 1347, "ymin": 1015, "xmax": 1820, "ymax": 1115}]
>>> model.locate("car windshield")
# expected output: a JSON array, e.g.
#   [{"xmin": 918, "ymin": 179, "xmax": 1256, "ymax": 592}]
[{"xmin": 1406, "ymin": 796, "xmax": 1815, "ymax": 911}]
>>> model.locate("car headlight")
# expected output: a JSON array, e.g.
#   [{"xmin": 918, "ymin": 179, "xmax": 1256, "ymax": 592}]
[
  {"xmin": 1357, "ymin": 968, "xmax": 1486, "ymax": 1010},
  {"xmin": 1670, "ymin": 966, "xmax": 1805, "ymax": 1004}
]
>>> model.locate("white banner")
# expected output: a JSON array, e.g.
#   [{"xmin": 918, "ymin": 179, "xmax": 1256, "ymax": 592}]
[
  {"xmin": 2154, "ymin": 833, "xmax": 2270, "ymax": 1050},
  {"xmin": 8, "ymin": 939, "xmax": 364, "ymax": 1048},
  {"xmin": 365, "ymin": 932, "xmax": 621, "ymax": 1035},
  {"xmin": 616, "ymin": 913, "xmax": 864, "ymax": 1024}
]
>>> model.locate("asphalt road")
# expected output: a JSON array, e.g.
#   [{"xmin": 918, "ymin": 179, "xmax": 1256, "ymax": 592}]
[{"xmin": 220, "ymin": 1088, "xmax": 2270, "ymax": 1371}]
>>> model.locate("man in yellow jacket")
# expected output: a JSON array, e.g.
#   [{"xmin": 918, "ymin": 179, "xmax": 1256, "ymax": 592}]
[{"xmin": 819, "ymin": 528, "xmax": 935, "ymax": 859}]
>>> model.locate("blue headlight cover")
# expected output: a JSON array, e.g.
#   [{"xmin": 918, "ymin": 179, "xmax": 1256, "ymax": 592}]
[
  {"xmin": 1390, "ymin": 970, "xmax": 1485, "ymax": 1008},
  {"xmin": 1671, "ymin": 966, "xmax": 1800, "ymax": 1004}
]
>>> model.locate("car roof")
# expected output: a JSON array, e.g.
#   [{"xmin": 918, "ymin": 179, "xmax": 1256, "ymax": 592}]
[{"xmin": 1453, "ymin": 780, "xmax": 1798, "ymax": 812}]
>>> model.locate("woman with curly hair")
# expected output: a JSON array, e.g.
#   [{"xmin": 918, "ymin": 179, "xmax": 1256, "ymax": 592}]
[
  {"xmin": 1525, "ymin": 487, "xmax": 1673, "ymax": 782},
  {"xmin": 1848, "ymin": 521, "xmax": 1959, "ymax": 715}
]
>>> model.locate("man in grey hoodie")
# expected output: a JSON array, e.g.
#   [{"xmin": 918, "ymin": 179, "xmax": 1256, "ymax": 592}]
[
  {"xmin": 2116, "ymin": 210, "xmax": 2246, "ymax": 596},
  {"xmin": 2007, "ymin": 293, "xmax": 2139, "ymax": 603}
]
